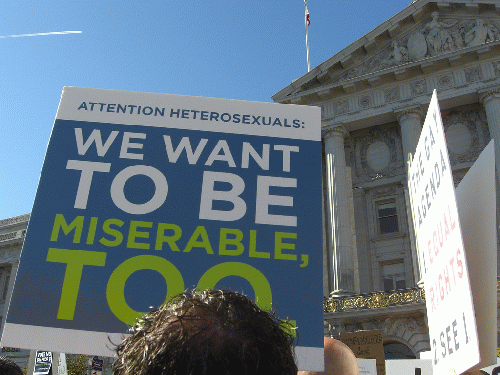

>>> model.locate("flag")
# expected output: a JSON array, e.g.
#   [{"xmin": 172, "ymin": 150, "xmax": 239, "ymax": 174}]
[
  {"xmin": 304, "ymin": 0, "xmax": 311, "ymax": 72},
  {"xmin": 305, "ymin": 2, "xmax": 310, "ymax": 27}
]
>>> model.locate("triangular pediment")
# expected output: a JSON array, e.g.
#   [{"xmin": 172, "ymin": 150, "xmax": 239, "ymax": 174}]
[{"xmin": 273, "ymin": 0, "xmax": 500, "ymax": 104}]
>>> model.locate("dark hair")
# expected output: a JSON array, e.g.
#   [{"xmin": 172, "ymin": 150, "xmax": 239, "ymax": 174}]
[
  {"xmin": 113, "ymin": 289, "xmax": 297, "ymax": 375},
  {"xmin": 0, "ymin": 356, "xmax": 23, "ymax": 375}
]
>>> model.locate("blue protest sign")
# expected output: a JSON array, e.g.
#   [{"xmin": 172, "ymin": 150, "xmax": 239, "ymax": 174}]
[{"xmin": 1, "ymin": 87, "xmax": 323, "ymax": 370}]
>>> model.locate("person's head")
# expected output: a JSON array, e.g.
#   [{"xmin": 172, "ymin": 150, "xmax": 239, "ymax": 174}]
[
  {"xmin": 113, "ymin": 289, "xmax": 297, "ymax": 375},
  {"xmin": 0, "ymin": 356, "xmax": 23, "ymax": 375},
  {"xmin": 298, "ymin": 337, "xmax": 359, "ymax": 375}
]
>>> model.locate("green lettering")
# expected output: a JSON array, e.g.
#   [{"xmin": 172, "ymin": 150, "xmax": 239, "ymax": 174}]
[
  {"xmin": 248, "ymin": 230, "xmax": 269, "ymax": 259},
  {"xmin": 127, "ymin": 221, "xmax": 152, "ymax": 250},
  {"xmin": 219, "ymin": 228, "xmax": 244, "ymax": 256},
  {"xmin": 155, "ymin": 223, "xmax": 182, "ymax": 251},
  {"xmin": 106, "ymin": 255, "xmax": 184, "ymax": 325},
  {"xmin": 99, "ymin": 219, "xmax": 124, "ymax": 247},
  {"xmin": 46, "ymin": 248, "xmax": 106, "ymax": 320},
  {"xmin": 274, "ymin": 232, "xmax": 297, "ymax": 261},
  {"xmin": 183, "ymin": 226, "xmax": 213, "ymax": 254},
  {"xmin": 50, "ymin": 214, "xmax": 84, "ymax": 243},
  {"xmin": 86, "ymin": 217, "xmax": 98, "ymax": 245}
]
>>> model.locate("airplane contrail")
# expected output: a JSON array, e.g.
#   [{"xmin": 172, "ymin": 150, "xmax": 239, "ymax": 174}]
[{"xmin": 0, "ymin": 30, "xmax": 82, "ymax": 38}]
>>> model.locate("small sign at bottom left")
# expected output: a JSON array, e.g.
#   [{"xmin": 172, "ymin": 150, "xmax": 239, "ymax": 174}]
[{"xmin": 34, "ymin": 351, "xmax": 52, "ymax": 375}]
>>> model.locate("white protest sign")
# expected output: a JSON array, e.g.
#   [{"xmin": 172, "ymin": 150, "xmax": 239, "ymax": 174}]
[
  {"xmin": 358, "ymin": 358, "xmax": 377, "ymax": 375},
  {"xmin": 455, "ymin": 140, "xmax": 497, "ymax": 371},
  {"xmin": 408, "ymin": 90, "xmax": 479, "ymax": 374},
  {"xmin": 58, "ymin": 353, "xmax": 68, "ymax": 375},
  {"xmin": 385, "ymin": 359, "xmax": 433, "ymax": 375}
]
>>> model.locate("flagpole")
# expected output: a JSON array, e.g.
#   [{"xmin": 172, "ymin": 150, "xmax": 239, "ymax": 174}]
[{"xmin": 305, "ymin": 0, "xmax": 310, "ymax": 72}]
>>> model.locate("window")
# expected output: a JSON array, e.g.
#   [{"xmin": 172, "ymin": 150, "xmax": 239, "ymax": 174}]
[
  {"xmin": 377, "ymin": 201, "xmax": 399, "ymax": 234},
  {"xmin": 381, "ymin": 262, "xmax": 406, "ymax": 291}
]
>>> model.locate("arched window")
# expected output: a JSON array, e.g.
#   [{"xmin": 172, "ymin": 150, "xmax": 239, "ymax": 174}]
[{"xmin": 383, "ymin": 342, "xmax": 416, "ymax": 359}]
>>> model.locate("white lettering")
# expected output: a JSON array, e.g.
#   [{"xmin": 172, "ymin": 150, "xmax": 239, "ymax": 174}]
[
  {"xmin": 119, "ymin": 132, "xmax": 146, "ymax": 160},
  {"xmin": 163, "ymin": 135, "xmax": 208, "ymax": 164},
  {"xmin": 66, "ymin": 160, "xmax": 111, "ymax": 209},
  {"xmin": 199, "ymin": 171, "xmax": 246, "ymax": 221},
  {"xmin": 75, "ymin": 128, "xmax": 119, "ymax": 157},
  {"xmin": 255, "ymin": 176, "xmax": 297, "ymax": 226},
  {"xmin": 110, "ymin": 165, "xmax": 168, "ymax": 214},
  {"xmin": 274, "ymin": 145, "xmax": 299, "ymax": 172}
]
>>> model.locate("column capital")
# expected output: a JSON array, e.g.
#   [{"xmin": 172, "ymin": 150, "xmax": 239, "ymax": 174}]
[
  {"xmin": 322, "ymin": 124, "xmax": 349, "ymax": 140},
  {"xmin": 478, "ymin": 86, "xmax": 500, "ymax": 104},
  {"xmin": 394, "ymin": 105, "xmax": 423, "ymax": 123}
]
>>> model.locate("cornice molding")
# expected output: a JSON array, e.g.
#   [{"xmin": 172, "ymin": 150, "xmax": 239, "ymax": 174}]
[
  {"xmin": 274, "ymin": 2, "xmax": 500, "ymax": 104},
  {"xmin": 0, "ymin": 214, "xmax": 30, "ymax": 228}
]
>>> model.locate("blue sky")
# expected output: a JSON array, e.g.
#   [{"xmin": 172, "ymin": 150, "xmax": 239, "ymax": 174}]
[{"xmin": 1, "ymin": 0, "xmax": 412, "ymax": 219}]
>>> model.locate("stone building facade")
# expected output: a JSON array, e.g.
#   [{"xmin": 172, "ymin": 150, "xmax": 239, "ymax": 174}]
[
  {"xmin": 0, "ymin": 214, "xmax": 30, "ymax": 367},
  {"xmin": 273, "ymin": 0, "xmax": 500, "ymax": 359}
]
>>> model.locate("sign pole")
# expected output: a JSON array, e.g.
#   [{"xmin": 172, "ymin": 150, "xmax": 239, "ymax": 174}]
[{"xmin": 27, "ymin": 350, "xmax": 36, "ymax": 375}]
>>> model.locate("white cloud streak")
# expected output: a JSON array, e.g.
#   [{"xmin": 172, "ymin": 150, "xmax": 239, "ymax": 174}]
[{"xmin": 0, "ymin": 31, "xmax": 82, "ymax": 38}]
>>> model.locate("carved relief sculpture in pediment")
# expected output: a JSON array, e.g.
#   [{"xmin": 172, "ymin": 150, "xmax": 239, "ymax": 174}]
[
  {"xmin": 384, "ymin": 40, "xmax": 409, "ymax": 66},
  {"xmin": 420, "ymin": 11, "xmax": 458, "ymax": 56},
  {"xmin": 407, "ymin": 31, "xmax": 427, "ymax": 61},
  {"xmin": 464, "ymin": 19, "xmax": 497, "ymax": 47},
  {"xmin": 404, "ymin": 14, "xmax": 498, "ymax": 59},
  {"xmin": 332, "ymin": 13, "xmax": 500, "ymax": 85}
]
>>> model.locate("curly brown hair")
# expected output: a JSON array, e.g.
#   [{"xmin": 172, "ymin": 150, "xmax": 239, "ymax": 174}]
[
  {"xmin": 113, "ymin": 289, "xmax": 297, "ymax": 375},
  {"xmin": 0, "ymin": 356, "xmax": 23, "ymax": 375}
]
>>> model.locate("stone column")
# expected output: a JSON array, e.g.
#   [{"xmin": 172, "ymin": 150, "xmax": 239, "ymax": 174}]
[
  {"xmin": 323, "ymin": 125, "xmax": 355, "ymax": 296},
  {"xmin": 395, "ymin": 106, "xmax": 423, "ymax": 169},
  {"xmin": 395, "ymin": 106, "xmax": 423, "ymax": 283},
  {"xmin": 479, "ymin": 87, "xmax": 500, "ymax": 182}
]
